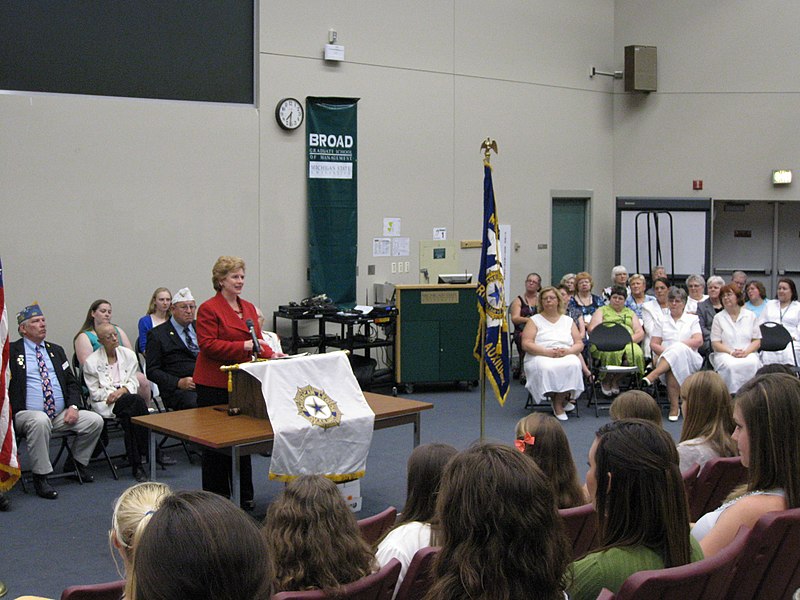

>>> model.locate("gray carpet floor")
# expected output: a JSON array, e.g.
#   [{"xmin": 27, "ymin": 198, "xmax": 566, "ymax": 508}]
[{"xmin": 1, "ymin": 379, "xmax": 682, "ymax": 599}]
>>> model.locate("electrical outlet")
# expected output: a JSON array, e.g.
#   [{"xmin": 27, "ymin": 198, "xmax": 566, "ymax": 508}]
[
  {"xmin": 404, "ymin": 261, "xmax": 410, "ymax": 273},
  {"xmin": 391, "ymin": 262, "xmax": 397, "ymax": 274}
]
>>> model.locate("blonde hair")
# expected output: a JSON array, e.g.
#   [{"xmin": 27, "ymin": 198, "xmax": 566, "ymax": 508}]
[
  {"xmin": 146, "ymin": 287, "xmax": 172, "ymax": 315},
  {"xmin": 212, "ymin": 256, "xmax": 246, "ymax": 291},
  {"xmin": 610, "ymin": 391, "xmax": 663, "ymax": 428},
  {"xmin": 110, "ymin": 482, "xmax": 171, "ymax": 574},
  {"xmin": 537, "ymin": 286, "xmax": 565, "ymax": 314}
]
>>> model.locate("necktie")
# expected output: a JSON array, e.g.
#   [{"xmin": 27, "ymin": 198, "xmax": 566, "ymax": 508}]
[
  {"xmin": 184, "ymin": 328, "xmax": 199, "ymax": 356},
  {"xmin": 36, "ymin": 345, "xmax": 56, "ymax": 419}
]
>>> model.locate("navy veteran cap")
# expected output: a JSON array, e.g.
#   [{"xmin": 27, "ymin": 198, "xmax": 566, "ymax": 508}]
[{"xmin": 17, "ymin": 303, "xmax": 43, "ymax": 325}]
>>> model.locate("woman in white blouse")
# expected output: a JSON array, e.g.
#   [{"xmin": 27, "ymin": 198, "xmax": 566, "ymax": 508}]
[
  {"xmin": 684, "ymin": 274, "xmax": 708, "ymax": 314},
  {"xmin": 640, "ymin": 277, "xmax": 670, "ymax": 359},
  {"xmin": 758, "ymin": 277, "xmax": 800, "ymax": 366},
  {"xmin": 643, "ymin": 287, "xmax": 703, "ymax": 421},
  {"xmin": 710, "ymin": 285, "xmax": 761, "ymax": 393}
]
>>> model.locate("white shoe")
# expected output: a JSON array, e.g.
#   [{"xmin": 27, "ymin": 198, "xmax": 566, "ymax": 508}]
[
  {"xmin": 668, "ymin": 408, "xmax": 681, "ymax": 422},
  {"xmin": 600, "ymin": 381, "xmax": 614, "ymax": 397},
  {"xmin": 564, "ymin": 402, "xmax": 576, "ymax": 412},
  {"xmin": 642, "ymin": 376, "xmax": 652, "ymax": 387},
  {"xmin": 554, "ymin": 411, "xmax": 568, "ymax": 421}
]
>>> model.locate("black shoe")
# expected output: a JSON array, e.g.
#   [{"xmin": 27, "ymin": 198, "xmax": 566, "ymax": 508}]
[
  {"xmin": 240, "ymin": 499, "xmax": 255, "ymax": 511},
  {"xmin": 0, "ymin": 492, "xmax": 10, "ymax": 511},
  {"xmin": 33, "ymin": 474, "xmax": 58, "ymax": 500},
  {"xmin": 73, "ymin": 462, "xmax": 94, "ymax": 483},
  {"xmin": 156, "ymin": 450, "xmax": 177, "ymax": 466},
  {"xmin": 133, "ymin": 467, "xmax": 149, "ymax": 482}
]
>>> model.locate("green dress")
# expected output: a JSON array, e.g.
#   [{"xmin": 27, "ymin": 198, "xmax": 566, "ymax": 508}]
[
  {"xmin": 568, "ymin": 537, "xmax": 704, "ymax": 600},
  {"xmin": 590, "ymin": 305, "xmax": 645, "ymax": 374}
]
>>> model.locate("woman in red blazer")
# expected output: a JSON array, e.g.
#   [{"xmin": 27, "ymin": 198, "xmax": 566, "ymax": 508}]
[{"xmin": 194, "ymin": 255, "xmax": 276, "ymax": 510}]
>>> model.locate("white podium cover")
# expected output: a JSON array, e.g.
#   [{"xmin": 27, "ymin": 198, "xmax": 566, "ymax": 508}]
[{"xmin": 238, "ymin": 351, "xmax": 375, "ymax": 482}]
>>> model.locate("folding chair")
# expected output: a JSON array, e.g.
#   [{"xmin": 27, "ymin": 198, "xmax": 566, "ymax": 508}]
[
  {"xmin": 72, "ymin": 362, "xmax": 120, "ymax": 479},
  {"xmin": 587, "ymin": 323, "xmax": 642, "ymax": 416},
  {"xmin": 16, "ymin": 429, "xmax": 83, "ymax": 493},
  {"xmin": 759, "ymin": 321, "xmax": 800, "ymax": 374}
]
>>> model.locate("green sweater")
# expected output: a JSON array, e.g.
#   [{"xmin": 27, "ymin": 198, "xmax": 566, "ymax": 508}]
[{"xmin": 568, "ymin": 537, "xmax": 704, "ymax": 600}]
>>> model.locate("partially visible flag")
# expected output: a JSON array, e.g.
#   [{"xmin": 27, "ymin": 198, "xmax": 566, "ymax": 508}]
[
  {"xmin": 0, "ymin": 257, "xmax": 20, "ymax": 491},
  {"xmin": 474, "ymin": 162, "xmax": 511, "ymax": 405}
]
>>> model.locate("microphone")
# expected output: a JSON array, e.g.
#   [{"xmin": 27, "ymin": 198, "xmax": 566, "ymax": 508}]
[{"xmin": 245, "ymin": 319, "xmax": 260, "ymax": 361}]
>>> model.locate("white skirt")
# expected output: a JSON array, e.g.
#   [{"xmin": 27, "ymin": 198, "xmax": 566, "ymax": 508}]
[
  {"xmin": 710, "ymin": 352, "xmax": 761, "ymax": 393},
  {"xmin": 523, "ymin": 353, "xmax": 585, "ymax": 404},
  {"xmin": 760, "ymin": 345, "xmax": 800, "ymax": 368},
  {"xmin": 656, "ymin": 343, "xmax": 702, "ymax": 385}
]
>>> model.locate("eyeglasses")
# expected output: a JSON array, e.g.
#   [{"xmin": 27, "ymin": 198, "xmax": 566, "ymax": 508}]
[{"xmin": 173, "ymin": 304, "xmax": 196, "ymax": 311}]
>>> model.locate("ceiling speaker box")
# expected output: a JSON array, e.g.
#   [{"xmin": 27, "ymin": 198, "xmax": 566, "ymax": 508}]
[{"xmin": 625, "ymin": 45, "xmax": 657, "ymax": 92}]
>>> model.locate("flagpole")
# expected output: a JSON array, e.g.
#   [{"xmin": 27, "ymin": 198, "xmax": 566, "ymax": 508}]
[{"xmin": 479, "ymin": 138, "xmax": 497, "ymax": 440}]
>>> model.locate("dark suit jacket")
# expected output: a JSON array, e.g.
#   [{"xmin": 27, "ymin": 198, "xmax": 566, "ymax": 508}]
[
  {"xmin": 145, "ymin": 320, "xmax": 197, "ymax": 397},
  {"xmin": 8, "ymin": 338, "xmax": 83, "ymax": 415},
  {"xmin": 696, "ymin": 298, "xmax": 722, "ymax": 357},
  {"xmin": 193, "ymin": 292, "xmax": 272, "ymax": 389}
]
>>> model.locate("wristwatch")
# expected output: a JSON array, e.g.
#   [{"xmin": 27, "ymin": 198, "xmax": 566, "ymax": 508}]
[{"xmin": 69, "ymin": 405, "xmax": 79, "ymax": 411}]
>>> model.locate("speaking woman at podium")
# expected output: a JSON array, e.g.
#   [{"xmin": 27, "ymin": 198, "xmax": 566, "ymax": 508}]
[{"xmin": 194, "ymin": 255, "xmax": 277, "ymax": 510}]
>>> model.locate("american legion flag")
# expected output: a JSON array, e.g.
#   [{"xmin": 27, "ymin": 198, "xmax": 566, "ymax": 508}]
[
  {"xmin": 0, "ymin": 257, "xmax": 21, "ymax": 491},
  {"xmin": 474, "ymin": 161, "xmax": 511, "ymax": 406},
  {"xmin": 238, "ymin": 351, "xmax": 374, "ymax": 482}
]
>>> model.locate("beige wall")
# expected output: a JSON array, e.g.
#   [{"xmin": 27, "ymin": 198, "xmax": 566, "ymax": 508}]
[
  {"xmin": 613, "ymin": 0, "xmax": 800, "ymax": 201},
  {"xmin": 28, "ymin": 1, "xmax": 800, "ymax": 347}
]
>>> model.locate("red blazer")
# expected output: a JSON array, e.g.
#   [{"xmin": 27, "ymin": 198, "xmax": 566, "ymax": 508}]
[{"xmin": 193, "ymin": 292, "xmax": 273, "ymax": 389}]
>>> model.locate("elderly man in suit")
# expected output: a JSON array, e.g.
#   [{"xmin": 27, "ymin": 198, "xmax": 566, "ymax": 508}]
[
  {"xmin": 10, "ymin": 304, "xmax": 103, "ymax": 499},
  {"xmin": 145, "ymin": 287, "xmax": 199, "ymax": 411}
]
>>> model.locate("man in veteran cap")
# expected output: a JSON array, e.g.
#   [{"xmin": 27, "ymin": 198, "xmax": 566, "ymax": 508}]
[
  {"xmin": 145, "ymin": 288, "xmax": 199, "ymax": 411},
  {"xmin": 9, "ymin": 304, "xmax": 104, "ymax": 499}
]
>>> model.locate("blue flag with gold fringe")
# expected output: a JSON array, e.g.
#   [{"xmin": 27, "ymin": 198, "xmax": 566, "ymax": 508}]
[{"xmin": 473, "ymin": 162, "xmax": 510, "ymax": 405}]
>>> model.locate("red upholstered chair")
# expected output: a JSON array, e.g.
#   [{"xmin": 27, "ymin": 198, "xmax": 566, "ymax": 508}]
[
  {"xmin": 60, "ymin": 580, "xmax": 125, "ymax": 600},
  {"xmin": 687, "ymin": 456, "xmax": 748, "ymax": 522},
  {"xmin": 559, "ymin": 502, "xmax": 599, "ymax": 560},
  {"xmin": 271, "ymin": 559, "xmax": 401, "ymax": 600},
  {"xmin": 608, "ymin": 526, "xmax": 749, "ymax": 600},
  {"xmin": 722, "ymin": 507, "xmax": 800, "ymax": 600},
  {"xmin": 681, "ymin": 462, "xmax": 701, "ymax": 506},
  {"xmin": 357, "ymin": 506, "xmax": 397, "ymax": 546},
  {"xmin": 394, "ymin": 546, "xmax": 439, "ymax": 600}
]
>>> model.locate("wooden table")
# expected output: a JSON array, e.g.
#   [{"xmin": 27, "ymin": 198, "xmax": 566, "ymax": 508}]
[{"xmin": 132, "ymin": 393, "xmax": 433, "ymax": 504}]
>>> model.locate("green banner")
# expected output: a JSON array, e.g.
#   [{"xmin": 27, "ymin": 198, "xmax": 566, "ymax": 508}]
[{"xmin": 306, "ymin": 97, "xmax": 359, "ymax": 307}]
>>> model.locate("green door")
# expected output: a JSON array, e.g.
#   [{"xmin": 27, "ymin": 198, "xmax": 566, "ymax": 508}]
[{"xmin": 551, "ymin": 198, "xmax": 587, "ymax": 285}]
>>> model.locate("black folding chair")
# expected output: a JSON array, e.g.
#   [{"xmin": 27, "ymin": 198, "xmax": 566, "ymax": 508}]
[
  {"xmin": 587, "ymin": 323, "xmax": 642, "ymax": 416},
  {"xmin": 759, "ymin": 321, "xmax": 800, "ymax": 375}
]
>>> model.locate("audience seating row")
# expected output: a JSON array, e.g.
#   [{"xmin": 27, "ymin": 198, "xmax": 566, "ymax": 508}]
[{"xmin": 596, "ymin": 507, "xmax": 800, "ymax": 600}]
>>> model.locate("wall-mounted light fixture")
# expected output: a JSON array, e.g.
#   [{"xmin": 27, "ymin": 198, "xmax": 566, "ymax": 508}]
[{"xmin": 772, "ymin": 169, "xmax": 792, "ymax": 185}]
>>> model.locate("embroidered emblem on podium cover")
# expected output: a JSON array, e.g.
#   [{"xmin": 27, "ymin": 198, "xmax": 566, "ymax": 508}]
[{"xmin": 294, "ymin": 385, "xmax": 342, "ymax": 429}]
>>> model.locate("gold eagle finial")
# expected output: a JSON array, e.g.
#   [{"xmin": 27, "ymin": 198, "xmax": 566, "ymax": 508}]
[{"xmin": 480, "ymin": 138, "xmax": 498, "ymax": 163}]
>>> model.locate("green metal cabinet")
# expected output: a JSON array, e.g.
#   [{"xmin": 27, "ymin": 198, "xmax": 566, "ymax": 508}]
[{"xmin": 394, "ymin": 284, "xmax": 479, "ymax": 389}]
